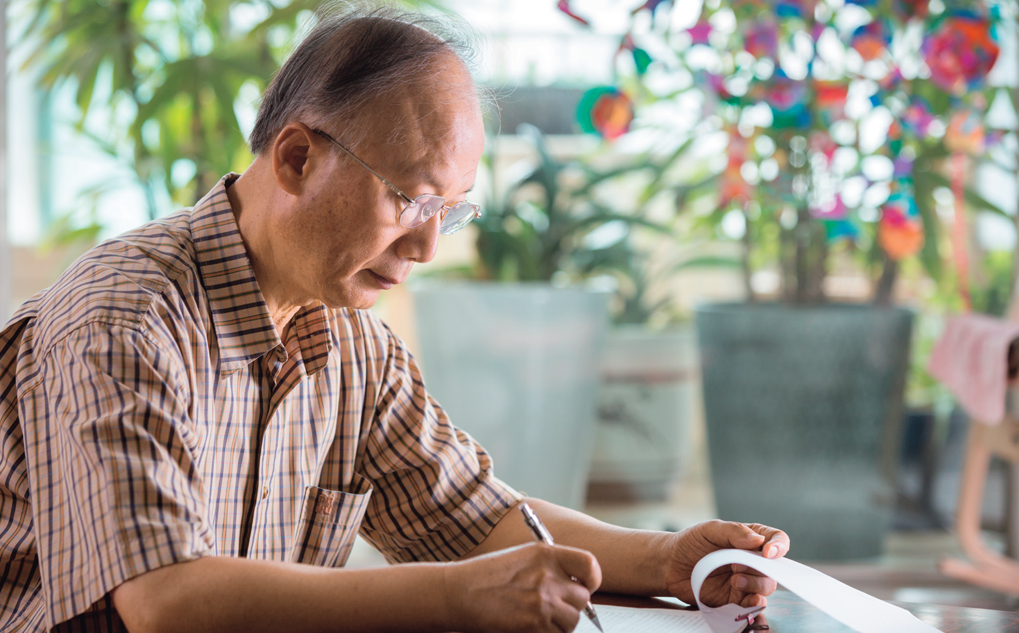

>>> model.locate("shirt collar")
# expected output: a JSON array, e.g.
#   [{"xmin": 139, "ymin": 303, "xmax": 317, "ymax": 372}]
[{"xmin": 190, "ymin": 174, "xmax": 332, "ymax": 377}]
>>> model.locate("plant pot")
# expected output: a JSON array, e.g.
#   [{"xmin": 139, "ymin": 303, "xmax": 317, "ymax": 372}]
[
  {"xmin": 411, "ymin": 282, "xmax": 610, "ymax": 509},
  {"xmin": 587, "ymin": 325, "xmax": 698, "ymax": 503},
  {"xmin": 696, "ymin": 303, "xmax": 913, "ymax": 561}
]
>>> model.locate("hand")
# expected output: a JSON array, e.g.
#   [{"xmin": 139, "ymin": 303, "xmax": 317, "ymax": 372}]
[
  {"xmin": 444, "ymin": 542, "xmax": 602, "ymax": 633},
  {"xmin": 664, "ymin": 520, "xmax": 789, "ymax": 609}
]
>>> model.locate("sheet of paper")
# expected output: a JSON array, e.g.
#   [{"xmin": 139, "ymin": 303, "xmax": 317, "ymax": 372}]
[
  {"xmin": 574, "ymin": 605, "xmax": 712, "ymax": 633},
  {"xmin": 692, "ymin": 550, "xmax": 944, "ymax": 633}
]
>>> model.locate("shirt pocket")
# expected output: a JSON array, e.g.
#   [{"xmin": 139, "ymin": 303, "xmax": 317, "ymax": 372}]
[{"xmin": 289, "ymin": 474, "xmax": 373, "ymax": 567}]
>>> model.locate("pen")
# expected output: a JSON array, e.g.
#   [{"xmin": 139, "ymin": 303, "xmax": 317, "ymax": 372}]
[{"xmin": 518, "ymin": 502, "xmax": 604, "ymax": 632}]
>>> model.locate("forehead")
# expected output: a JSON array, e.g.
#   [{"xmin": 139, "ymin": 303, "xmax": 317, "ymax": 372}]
[{"xmin": 355, "ymin": 59, "xmax": 484, "ymax": 185}]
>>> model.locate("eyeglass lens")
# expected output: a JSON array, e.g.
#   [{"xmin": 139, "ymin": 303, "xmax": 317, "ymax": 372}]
[{"xmin": 399, "ymin": 195, "xmax": 478, "ymax": 235}]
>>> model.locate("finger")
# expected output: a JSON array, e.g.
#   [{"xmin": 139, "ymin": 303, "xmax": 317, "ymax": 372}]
[
  {"xmin": 740, "ymin": 593, "xmax": 767, "ymax": 609},
  {"xmin": 745, "ymin": 524, "xmax": 791, "ymax": 558},
  {"xmin": 732, "ymin": 572, "xmax": 778, "ymax": 596},
  {"xmin": 550, "ymin": 599, "xmax": 582, "ymax": 633},
  {"xmin": 558, "ymin": 579, "xmax": 593, "ymax": 613},
  {"xmin": 709, "ymin": 521, "xmax": 767, "ymax": 551},
  {"xmin": 552, "ymin": 545, "xmax": 602, "ymax": 592}
]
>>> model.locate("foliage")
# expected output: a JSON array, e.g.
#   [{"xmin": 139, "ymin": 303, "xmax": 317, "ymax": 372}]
[
  {"xmin": 16, "ymin": 0, "xmax": 438, "ymax": 230},
  {"xmin": 472, "ymin": 124, "xmax": 666, "ymax": 280},
  {"xmin": 595, "ymin": 0, "xmax": 1016, "ymax": 305}
]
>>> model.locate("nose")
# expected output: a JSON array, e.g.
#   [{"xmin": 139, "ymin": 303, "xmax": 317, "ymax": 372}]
[{"xmin": 395, "ymin": 212, "xmax": 441, "ymax": 264}]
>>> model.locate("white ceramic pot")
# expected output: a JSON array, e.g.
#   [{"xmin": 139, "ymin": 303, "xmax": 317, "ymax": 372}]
[
  {"xmin": 587, "ymin": 325, "xmax": 698, "ymax": 502},
  {"xmin": 411, "ymin": 282, "xmax": 610, "ymax": 509}
]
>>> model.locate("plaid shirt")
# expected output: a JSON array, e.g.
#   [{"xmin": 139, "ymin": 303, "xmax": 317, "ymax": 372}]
[{"xmin": 0, "ymin": 175, "xmax": 520, "ymax": 631}]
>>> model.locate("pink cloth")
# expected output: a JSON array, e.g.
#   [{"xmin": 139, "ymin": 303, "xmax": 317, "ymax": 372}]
[{"xmin": 928, "ymin": 314, "xmax": 1019, "ymax": 425}]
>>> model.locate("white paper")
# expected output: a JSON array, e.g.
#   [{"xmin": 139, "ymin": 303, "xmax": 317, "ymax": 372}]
[
  {"xmin": 691, "ymin": 549, "xmax": 944, "ymax": 633},
  {"xmin": 574, "ymin": 605, "xmax": 712, "ymax": 633}
]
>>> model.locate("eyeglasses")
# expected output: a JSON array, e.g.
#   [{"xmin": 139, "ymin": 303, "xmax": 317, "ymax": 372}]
[{"xmin": 312, "ymin": 129, "xmax": 481, "ymax": 235}]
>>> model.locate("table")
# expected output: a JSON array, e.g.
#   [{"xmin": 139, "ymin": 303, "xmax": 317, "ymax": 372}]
[{"xmin": 594, "ymin": 590, "xmax": 1019, "ymax": 632}]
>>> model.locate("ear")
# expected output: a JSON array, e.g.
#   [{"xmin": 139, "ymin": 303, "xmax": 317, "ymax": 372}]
[{"xmin": 270, "ymin": 122, "xmax": 326, "ymax": 196}]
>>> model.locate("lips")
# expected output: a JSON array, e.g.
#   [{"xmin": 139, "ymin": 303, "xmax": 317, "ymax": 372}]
[{"xmin": 367, "ymin": 270, "xmax": 401, "ymax": 289}]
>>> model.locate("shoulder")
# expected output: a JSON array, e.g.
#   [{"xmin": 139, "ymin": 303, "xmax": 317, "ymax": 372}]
[{"xmin": 13, "ymin": 209, "xmax": 199, "ymax": 365}]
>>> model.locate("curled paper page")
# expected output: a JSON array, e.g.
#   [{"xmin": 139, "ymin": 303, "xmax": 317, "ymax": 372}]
[{"xmin": 691, "ymin": 549, "xmax": 944, "ymax": 633}]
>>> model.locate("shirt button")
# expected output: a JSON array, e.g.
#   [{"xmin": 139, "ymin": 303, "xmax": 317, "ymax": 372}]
[{"xmin": 261, "ymin": 486, "xmax": 269, "ymax": 499}]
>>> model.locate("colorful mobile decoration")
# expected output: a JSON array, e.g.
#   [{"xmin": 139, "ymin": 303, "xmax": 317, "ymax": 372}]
[
  {"xmin": 893, "ymin": 0, "xmax": 929, "ymax": 19},
  {"xmin": 687, "ymin": 20, "xmax": 713, "ymax": 45},
  {"xmin": 901, "ymin": 99, "xmax": 935, "ymax": 138},
  {"xmin": 576, "ymin": 87, "xmax": 634, "ymax": 140},
  {"xmin": 922, "ymin": 12, "xmax": 999, "ymax": 95},
  {"xmin": 850, "ymin": 19, "xmax": 891, "ymax": 61},
  {"xmin": 774, "ymin": 0, "xmax": 816, "ymax": 19},
  {"xmin": 813, "ymin": 81, "xmax": 849, "ymax": 126},
  {"xmin": 879, "ymin": 190, "xmax": 924, "ymax": 261},
  {"xmin": 556, "ymin": 0, "xmax": 590, "ymax": 25},
  {"xmin": 758, "ymin": 77, "xmax": 810, "ymax": 128},
  {"xmin": 743, "ymin": 20, "xmax": 779, "ymax": 59},
  {"xmin": 618, "ymin": 35, "xmax": 653, "ymax": 75},
  {"xmin": 826, "ymin": 219, "xmax": 860, "ymax": 243}
]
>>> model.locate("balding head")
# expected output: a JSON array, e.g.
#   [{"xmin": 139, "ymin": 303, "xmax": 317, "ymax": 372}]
[{"xmin": 249, "ymin": 3, "xmax": 482, "ymax": 155}]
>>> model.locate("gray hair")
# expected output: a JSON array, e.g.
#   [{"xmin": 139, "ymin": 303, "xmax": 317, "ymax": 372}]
[{"xmin": 248, "ymin": 1, "xmax": 484, "ymax": 155}]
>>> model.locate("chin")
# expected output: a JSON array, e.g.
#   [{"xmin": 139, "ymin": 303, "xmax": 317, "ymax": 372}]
[{"xmin": 323, "ymin": 287, "xmax": 381, "ymax": 311}]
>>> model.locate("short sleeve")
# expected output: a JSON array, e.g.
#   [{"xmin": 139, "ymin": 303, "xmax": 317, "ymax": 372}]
[
  {"xmin": 356, "ymin": 322, "xmax": 521, "ymax": 563},
  {"xmin": 20, "ymin": 321, "xmax": 214, "ymax": 627}
]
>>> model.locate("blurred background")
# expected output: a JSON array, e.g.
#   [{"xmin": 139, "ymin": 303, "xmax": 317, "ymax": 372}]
[{"xmin": 4, "ymin": 0, "xmax": 1019, "ymax": 613}]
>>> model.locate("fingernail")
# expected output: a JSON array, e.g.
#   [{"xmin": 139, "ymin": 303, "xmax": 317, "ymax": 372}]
[{"xmin": 736, "ymin": 576, "xmax": 748, "ymax": 589}]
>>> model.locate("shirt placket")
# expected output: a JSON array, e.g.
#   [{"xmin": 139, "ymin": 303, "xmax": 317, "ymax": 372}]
[{"xmin": 244, "ymin": 344, "xmax": 307, "ymax": 559}]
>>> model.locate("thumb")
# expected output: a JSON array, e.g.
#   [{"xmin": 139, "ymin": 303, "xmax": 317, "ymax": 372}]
[{"xmin": 719, "ymin": 522, "xmax": 767, "ymax": 550}]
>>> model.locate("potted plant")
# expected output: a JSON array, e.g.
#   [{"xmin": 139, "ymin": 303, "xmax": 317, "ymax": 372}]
[
  {"xmin": 591, "ymin": 0, "xmax": 1013, "ymax": 559},
  {"xmin": 411, "ymin": 124, "xmax": 634, "ymax": 509}
]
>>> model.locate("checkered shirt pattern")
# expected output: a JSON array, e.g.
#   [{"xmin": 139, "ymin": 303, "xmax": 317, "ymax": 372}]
[{"xmin": 0, "ymin": 174, "xmax": 520, "ymax": 631}]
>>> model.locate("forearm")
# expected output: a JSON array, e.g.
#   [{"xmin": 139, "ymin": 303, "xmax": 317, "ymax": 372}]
[
  {"xmin": 112, "ymin": 555, "xmax": 454, "ymax": 633},
  {"xmin": 464, "ymin": 498, "xmax": 673, "ymax": 596}
]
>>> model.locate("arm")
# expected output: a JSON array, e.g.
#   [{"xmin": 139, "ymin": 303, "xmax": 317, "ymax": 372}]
[
  {"xmin": 112, "ymin": 542, "xmax": 601, "ymax": 633},
  {"xmin": 465, "ymin": 498, "xmax": 790, "ymax": 607}
]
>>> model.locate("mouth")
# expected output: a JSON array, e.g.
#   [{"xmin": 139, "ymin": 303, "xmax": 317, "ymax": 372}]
[{"xmin": 367, "ymin": 270, "xmax": 400, "ymax": 289}]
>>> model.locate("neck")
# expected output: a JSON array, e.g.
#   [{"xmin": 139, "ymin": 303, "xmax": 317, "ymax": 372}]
[{"xmin": 227, "ymin": 158, "xmax": 308, "ymax": 336}]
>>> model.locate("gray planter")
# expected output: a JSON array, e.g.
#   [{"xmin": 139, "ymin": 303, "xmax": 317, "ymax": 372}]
[
  {"xmin": 696, "ymin": 303, "xmax": 913, "ymax": 561},
  {"xmin": 411, "ymin": 282, "xmax": 610, "ymax": 509}
]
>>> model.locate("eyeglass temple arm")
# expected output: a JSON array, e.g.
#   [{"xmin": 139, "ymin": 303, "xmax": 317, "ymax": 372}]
[{"xmin": 312, "ymin": 129, "xmax": 415, "ymax": 205}]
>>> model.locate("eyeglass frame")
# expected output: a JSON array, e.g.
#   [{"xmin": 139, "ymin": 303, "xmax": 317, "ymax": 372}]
[{"xmin": 311, "ymin": 128, "xmax": 481, "ymax": 235}]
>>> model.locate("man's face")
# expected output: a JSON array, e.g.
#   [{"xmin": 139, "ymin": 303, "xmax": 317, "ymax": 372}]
[{"xmin": 275, "ymin": 61, "xmax": 485, "ymax": 310}]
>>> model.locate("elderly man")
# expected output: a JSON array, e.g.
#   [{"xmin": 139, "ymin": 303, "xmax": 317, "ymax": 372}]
[{"xmin": 0, "ymin": 5, "xmax": 788, "ymax": 632}]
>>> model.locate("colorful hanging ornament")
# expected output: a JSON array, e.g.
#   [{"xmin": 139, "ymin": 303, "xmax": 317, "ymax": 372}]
[
  {"xmin": 901, "ymin": 99, "xmax": 935, "ymax": 138},
  {"xmin": 825, "ymin": 219, "xmax": 860, "ymax": 243},
  {"xmin": 813, "ymin": 81, "xmax": 849, "ymax": 126},
  {"xmin": 743, "ymin": 20, "xmax": 779, "ymax": 59},
  {"xmin": 879, "ymin": 191, "xmax": 924, "ymax": 260},
  {"xmin": 893, "ymin": 0, "xmax": 929, "ymax": 20},
  {"xmin": 576, "ymin": 87, "xmax": 634, "ymax": 140},
  {"xmin": 774, "ymin": 0, "xmax": 816, "ymax": 19},
  {"xmin": 687, "ymin": 20, "xmax": 713, "ymax": 45},
  {"xmin": 618, "ymin": 35, "xmax": 652, "ymax": 75},
  {"xmin": 922, "ymin": 12, "xmax": 999, "ymax": 95},
  {"xmin": 760, "ymin": 76, "xmax": 810, "ymax": 129},
  {"xmin": 556, "ymin": 0, "xmax": 590, "ymax": 25},
  {"xmin": 850, "ymin": 20, "xmax": 891, "ymax": 62},
  {"xmin": 945, "ymin": 110, "xmax": 986, "ymax": 155}
]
